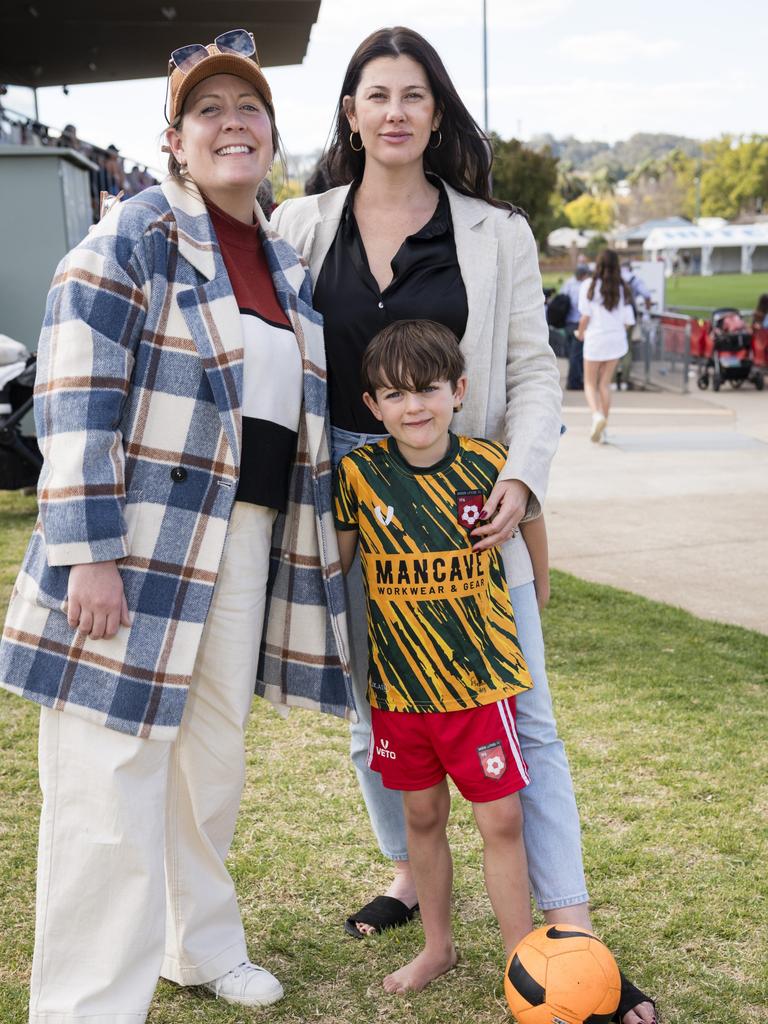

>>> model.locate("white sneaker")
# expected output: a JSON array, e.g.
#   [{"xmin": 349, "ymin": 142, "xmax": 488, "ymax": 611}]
[
  {"xmin": 590, "ymin": 413, "xmax": 606, "ymax": 442},
  {"xmin": 600, "ymin": 428, "xmax": 610, "ymax": 444},
  {"xmin": 203, "ymin": 961, "xmax": 284, "ymax": 1007}
]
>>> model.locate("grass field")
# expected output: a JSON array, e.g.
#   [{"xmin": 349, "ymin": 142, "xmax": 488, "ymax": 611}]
[
  {"xmin": 542, "ymin": 270, "xmax": 768, "ymax": 317},
  {"xmin": 663, "ymin": 272, "xmax": 768, "ymax": 315},
  {"xmin": 0, "ymin": 492, "xmax": 767, "ymax": 1024}
]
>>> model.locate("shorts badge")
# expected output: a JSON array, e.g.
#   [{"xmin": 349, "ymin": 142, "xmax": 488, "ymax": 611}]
[
  {"xmin": 477, "ymin": 741, "xmax": 506, "ymax": 779},
  {"xmin": 457, "ymin": 490, "xmax": 483, "ymax": 530}
]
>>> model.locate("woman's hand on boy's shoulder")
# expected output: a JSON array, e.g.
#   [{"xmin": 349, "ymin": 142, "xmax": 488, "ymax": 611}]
[{"xmin": 470, "ymin": 479, "xmax": 529, "ymax": 552}]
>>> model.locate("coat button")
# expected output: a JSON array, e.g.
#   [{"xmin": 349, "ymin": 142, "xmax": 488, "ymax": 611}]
[{"xmin": 170, "ymin": 466, "xmax": 187, "ymax": 482}]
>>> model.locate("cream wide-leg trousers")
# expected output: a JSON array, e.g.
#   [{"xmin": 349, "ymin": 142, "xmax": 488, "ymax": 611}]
[{"xmin": 29, "ymin": 503, "xmax": 276, "ymax": 1024}]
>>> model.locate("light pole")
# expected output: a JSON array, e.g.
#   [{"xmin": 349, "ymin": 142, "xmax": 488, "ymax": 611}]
[{"xmin": 482, "ymin": 0, "xmax": 488, "ymax": 133}]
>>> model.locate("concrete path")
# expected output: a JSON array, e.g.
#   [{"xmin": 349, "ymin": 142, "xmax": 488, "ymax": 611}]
[{"xmin": 546, "ymin": 373, "xmax": 768, "ymax": 635}]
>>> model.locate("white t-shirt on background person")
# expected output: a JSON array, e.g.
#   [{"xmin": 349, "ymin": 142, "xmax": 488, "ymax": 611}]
[{"xmin": 578, "ymin": 278, "xmax": 635, "ymax": 361}]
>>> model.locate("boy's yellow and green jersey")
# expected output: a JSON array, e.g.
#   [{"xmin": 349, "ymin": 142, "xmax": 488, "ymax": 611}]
[{"xmin": 334, "ymin": 434, "xmax": 533, "ymax": 713}]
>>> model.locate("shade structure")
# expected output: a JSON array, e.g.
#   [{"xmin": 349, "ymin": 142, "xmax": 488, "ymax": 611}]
[
  {"xmin": 644, "ymin": 223, "xmax": 768, "ymax": 276},
  {"xmin": 0, "ymin": 1, "xmax": 321, "ymax": 88}
]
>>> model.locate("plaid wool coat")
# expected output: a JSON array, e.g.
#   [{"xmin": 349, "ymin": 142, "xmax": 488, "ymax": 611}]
[{"xmin": 0, "ymin": 178, "xmax": 354, "ymax": 740}]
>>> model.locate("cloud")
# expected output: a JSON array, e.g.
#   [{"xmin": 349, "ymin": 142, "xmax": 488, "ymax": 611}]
[
  {"xmin": 558, "ymin": 30, "xmax": 680, "ymax": 64},
  {"xmin": 316, "ymin": 0, "xmax": 573, "ymax": 33},
  {"xmin": 484, "ymin": 72, "xmax": 756, "ymax": 143}
]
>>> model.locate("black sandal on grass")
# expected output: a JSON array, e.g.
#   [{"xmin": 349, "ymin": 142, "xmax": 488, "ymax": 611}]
[
  {"xmin": 614, "ymin": 971, "xmax": 659, "ymax": 1023},
  {"xmin": 343, "ymin": 895, "xmax": 420, "ymax": 939}
]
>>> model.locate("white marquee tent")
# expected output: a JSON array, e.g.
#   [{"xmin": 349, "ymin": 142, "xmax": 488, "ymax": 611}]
[{"xmin": 643, "ymin": 223, "xmax": 768, "ymax": 276}]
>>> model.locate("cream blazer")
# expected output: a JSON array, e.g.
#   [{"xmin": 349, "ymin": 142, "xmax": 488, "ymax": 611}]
[{"xmin": 271, "ymin": 181, "xmax": 563, "ymax": 585}]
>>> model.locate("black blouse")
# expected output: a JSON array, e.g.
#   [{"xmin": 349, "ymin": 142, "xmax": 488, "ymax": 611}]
[{"xmin": 313, "ymin": 180, "xmax": 469, "ymax": 433}]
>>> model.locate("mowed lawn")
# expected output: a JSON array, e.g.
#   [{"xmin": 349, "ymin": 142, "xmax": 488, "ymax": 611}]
[
  {"xmin": 542, "ymin": 269, "xmax": 768, "ymax": 317},
  {"xmin": 664, "ymin": 272, "xmax": 768, "ymax": 315},
  {"xmin": 0, "ymin": 491, "xmax": 766, "ymax": 1024}
]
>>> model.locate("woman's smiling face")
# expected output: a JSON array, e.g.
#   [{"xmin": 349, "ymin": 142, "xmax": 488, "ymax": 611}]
[
  {"xmin": 344, "ymin": 55, "xmax": 440, "ymax": 171},
  {"xmin": 166, "ymin": 73, "xmax": 274, "ymax": 217}
]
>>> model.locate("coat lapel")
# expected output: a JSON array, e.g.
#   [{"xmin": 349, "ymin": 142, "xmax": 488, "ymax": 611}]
[
  {"xmin": 305, "ymin": 188, "xmax": 348, "ymax": 283},
  {"xmin": 444, "ymin": 185, "xmax": 499, "ymax": 434},
  {"xmin": 445, "ymin": 183, "xmax": 498, "ymax": 369},
  {"xmin": 162, "ymin": 178, "xmax": 243, "ymax": 466},
  {"xmin": 257, "ymin": 207, "xmax": 329, "ymax": 468}
]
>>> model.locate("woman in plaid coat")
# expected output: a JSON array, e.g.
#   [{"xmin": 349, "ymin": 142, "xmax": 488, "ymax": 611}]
[{"xmin": 0, "ymin": 33, "xmax": 352, "ymax": 1021}]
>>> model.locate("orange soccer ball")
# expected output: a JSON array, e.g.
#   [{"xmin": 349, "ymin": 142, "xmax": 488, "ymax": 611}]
[{"xmin": 504, "ymin": 924, "xmax": 621, "ymax": 1024}]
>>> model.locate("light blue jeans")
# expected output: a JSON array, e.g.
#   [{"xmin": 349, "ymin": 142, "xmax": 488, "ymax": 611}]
[{"xmin": 331, "ymin": 426, "xmax": 588, "ymax": 910}]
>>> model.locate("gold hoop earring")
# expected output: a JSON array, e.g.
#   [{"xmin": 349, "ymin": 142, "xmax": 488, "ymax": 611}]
[
  {"xmin": 429, "ymin": 129, "xmax": 442, "ymax": 150},
  {"xmin": 349, "ymin": 131, "xmax": 364, "ymax": 152}
]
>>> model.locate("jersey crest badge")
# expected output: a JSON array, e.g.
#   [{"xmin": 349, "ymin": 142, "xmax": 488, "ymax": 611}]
[
  {"xmin": 374, "ymin": 505, "xmax": 394, "ymax": 526},
  {"xmin": 477, "ymin": 741, "xmax": 506, "ymax": 779},
  {"xmin": 457, "ymin": 490, "xmax": 484, "ymax": 529}
]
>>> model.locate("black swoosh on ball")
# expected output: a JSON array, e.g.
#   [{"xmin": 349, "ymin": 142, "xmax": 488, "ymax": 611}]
[
  {"xmin": 506, "ymin": 953, "xmax": 545, "ymax": 1005},
  {"xmin": 545, "ymin": 925, "xmax": 599, "ymax": 941}
]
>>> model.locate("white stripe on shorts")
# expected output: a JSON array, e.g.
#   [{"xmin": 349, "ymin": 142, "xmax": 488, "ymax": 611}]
[{"xmin": 497, "ymin": 699, "xmax": 530, "ymax": 785}]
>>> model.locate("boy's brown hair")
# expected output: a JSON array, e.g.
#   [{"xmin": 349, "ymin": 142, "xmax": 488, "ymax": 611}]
[{"xmin": 361, "ymin": 319, "xmax": 465, "ymax": 395}]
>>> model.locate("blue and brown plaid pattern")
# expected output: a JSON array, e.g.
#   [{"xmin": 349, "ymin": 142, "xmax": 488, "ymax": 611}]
[{"xmin": 0, "ymin": 178, "xmax": 353, "ymax": 740}]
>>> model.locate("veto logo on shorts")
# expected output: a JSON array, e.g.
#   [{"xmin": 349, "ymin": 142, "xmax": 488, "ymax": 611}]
[
  {"xmin": 456, "ymin": 490, "xmax": 484, "ymax": 530},
  {"xmin": 376, "ymin": 737, "xmax": 397, "ymax": 760},
  {"xmin": 477, "ymin": 741, "xmax": 506, "ymax": 779}
]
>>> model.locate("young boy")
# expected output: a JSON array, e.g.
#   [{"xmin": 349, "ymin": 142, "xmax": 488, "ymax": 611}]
[{"xmin": 333, "ymin": 319, "xmax": 542, "ymax": 995}]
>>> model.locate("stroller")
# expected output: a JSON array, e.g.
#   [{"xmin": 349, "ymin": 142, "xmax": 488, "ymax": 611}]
[
  {"xmin": 0, "ymin": 337, "xmax": 42, "ymax": 490},
  {"xmin": 696, "ymin": 308, "xmax": 765, "ymax": 392}
]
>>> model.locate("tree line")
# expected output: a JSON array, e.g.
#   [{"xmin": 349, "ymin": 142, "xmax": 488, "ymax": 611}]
[{"xmin": 490, "ymin": 132, "xmax": 768, "ymax": 248}]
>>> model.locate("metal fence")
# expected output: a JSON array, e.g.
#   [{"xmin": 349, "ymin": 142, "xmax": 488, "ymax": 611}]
[
  {"xmin": 628, "ymin": 308, "xmax": 763, "ymax": 393},
  {"xmin": 630, "ymin": 313, "xmax": 694, "ymax": 393}
]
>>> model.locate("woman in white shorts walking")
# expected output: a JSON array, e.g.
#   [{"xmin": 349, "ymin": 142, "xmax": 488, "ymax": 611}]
[{"xmin": 577, "ymin": 249, "xmax": 635, "ymax": 442}]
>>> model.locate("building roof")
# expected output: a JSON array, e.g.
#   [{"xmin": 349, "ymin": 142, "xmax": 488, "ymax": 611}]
[
  {"xmin": 0, "ymin": 2, "xmax": 321, "ymax": 87},
  {"xmin": 612, "ymin": 216, "xmax": 691, "ymax": 243},
  {"xmin": 643, "ymin": 223, "xmax": 768, "ymax": 251},
  {"xmin": 547, "ymin": 227, "xmax": 596, "ymax": 249}
]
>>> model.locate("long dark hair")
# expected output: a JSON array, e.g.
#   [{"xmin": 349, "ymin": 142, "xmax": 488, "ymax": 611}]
[
  {"xmin": 588, "ymin": 248, "xmax": 632, "ymax": 311},
  {"xmin": 325, "ymin": 26, "xmax": 512, "ymax": 211},
  {"xmin": 752, "ymin": 292, "xmax": 768, "ymax": 324}
]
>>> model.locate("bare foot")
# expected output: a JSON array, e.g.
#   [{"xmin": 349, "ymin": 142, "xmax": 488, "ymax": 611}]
[
  {"xmin": 382, "ymin": 945, "xmax": 457, "ymax": 994},
  {"xmin": 355, "ymin": 863, "xmax": 419, "ymax": 937},
  {"xmin": 622, "ymin": 1002, "xmax": 657, "ymax": 1024}
]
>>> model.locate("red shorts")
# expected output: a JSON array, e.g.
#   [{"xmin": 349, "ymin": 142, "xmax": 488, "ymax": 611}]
[{"xmin": 368, "ymin": 698, "xmax": 529, "ymax": 803}]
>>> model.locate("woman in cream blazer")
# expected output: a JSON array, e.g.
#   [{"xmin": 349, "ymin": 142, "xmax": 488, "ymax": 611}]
[{"xmin": 273, "ymin": 24, "xmax": 654, "ymax": 1023}]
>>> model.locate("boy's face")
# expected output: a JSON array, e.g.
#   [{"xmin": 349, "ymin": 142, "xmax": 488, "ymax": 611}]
[{"xmin": 363, "ymin": 375, "xmax": 467, "ymax": 467}]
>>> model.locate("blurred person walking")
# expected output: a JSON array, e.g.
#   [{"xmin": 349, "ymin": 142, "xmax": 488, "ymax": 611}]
[
  {"xmin": 616, "ymin": 260, "xmax": 652, "ymax": 390},
  {"xmin": 576, "ymin": 249, "xmax": 635, "ymax": 443},
  {"xmin": 751, "ymin": 292, "xmax": 768, "ymax": 329},
  {"xmin": 559, "ymin": 262, "xmax": 590, "ymax": 390}
]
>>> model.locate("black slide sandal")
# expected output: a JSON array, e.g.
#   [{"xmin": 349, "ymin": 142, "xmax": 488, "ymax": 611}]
[
  {"xmin": 614, "ymin": 971, "xmax": 659, "ymax": 1023},
  {"xmin": 343, "ymin": 895, "xmax": 420, "ymax": 939}
]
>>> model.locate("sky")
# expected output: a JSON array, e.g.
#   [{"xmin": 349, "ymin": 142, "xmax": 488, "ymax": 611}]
[{"xmin": 4, "ymin": 0, "xmax": 766, "ymax": 174}]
